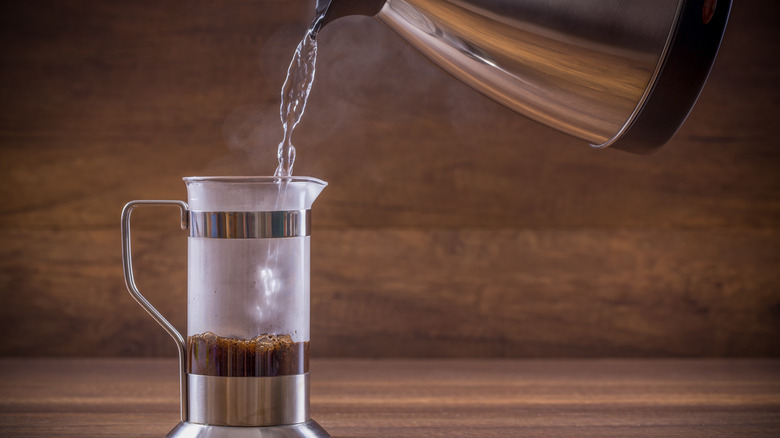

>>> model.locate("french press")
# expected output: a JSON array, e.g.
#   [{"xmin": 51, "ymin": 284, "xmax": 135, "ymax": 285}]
[{"xmin": 121, "ymin": 176, "xmax": 329, "ymax": 438}]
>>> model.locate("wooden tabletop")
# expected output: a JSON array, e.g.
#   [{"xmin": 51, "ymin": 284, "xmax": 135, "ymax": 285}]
[{"xmin": 1, "ymin": 358, "xmax": 778, "ymax": 437}]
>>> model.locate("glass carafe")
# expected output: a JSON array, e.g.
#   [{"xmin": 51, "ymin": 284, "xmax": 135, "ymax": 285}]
[{"xmin": 121, "ymin": 176, "xmax": 330, "ymax": 438}]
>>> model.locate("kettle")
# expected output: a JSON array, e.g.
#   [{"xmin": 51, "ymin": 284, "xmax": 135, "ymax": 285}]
[{"xmin": 312, "ymin": 0, "xmax": 731, "ymax": 153}]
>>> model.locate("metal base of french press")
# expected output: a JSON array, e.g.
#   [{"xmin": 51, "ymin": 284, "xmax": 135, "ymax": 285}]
[{"xmin": 166, "ymin": 420, "xmax": 330, "ymax": 437}]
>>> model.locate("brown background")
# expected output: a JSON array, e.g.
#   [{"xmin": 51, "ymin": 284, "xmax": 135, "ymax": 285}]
[{"xmin": 0, "ymin": 0, "xmax": 778, "ymax": 358}]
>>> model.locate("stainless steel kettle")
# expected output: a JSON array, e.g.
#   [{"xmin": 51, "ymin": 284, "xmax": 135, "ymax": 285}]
[{"xmin": 312, "ymin": 0, "xmax": 731, "ymax": 153}]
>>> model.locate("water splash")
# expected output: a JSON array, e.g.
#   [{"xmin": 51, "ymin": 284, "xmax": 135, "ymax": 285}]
[{"xmin": 262, "ymin": 25, "xmax": 321, "ymax": 332}]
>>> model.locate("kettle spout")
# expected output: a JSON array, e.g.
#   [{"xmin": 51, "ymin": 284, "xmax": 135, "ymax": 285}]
[{"xmin": 311, "ymin": 0, "xmax": 387, "ymax": 37}]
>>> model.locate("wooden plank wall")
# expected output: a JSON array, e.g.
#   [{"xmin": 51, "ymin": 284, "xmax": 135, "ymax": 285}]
[{"xmin": 1, "ymin": 0, "xmax": 778, "ymax": 358}]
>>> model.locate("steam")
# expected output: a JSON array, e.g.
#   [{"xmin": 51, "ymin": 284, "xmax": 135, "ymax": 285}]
[{"xmin": 209, "ymin": 14, "xmax": 511, "ymax": 176}]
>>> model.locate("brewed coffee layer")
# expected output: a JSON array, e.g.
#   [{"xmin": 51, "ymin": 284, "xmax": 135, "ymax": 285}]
[{"xmin": 188, "ymin": 332, "xmax": 309, "ymax": 377}]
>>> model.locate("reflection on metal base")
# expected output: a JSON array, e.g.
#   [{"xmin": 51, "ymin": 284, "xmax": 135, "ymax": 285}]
[
  {"xmin": 166, "ymin": 420, "xmax": 330, "ymax": 438},
  {"xmin": 188, "ymin": 374, "xmax": 309, "ymax": 426}
]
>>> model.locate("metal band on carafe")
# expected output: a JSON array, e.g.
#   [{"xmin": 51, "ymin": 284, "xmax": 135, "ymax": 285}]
[{"xmin": 189, "ymin": 210, "xmax": 311, "ymax": 238}]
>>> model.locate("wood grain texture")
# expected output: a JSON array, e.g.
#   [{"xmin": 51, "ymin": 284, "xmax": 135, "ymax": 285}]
[
  {"xmin": 1, "ymin": 228, "xmax": 777, "ymax": 357},
  {"xmin": 1, "ymin": 358, "xmax": 779, "ymax": 437},
  {"xmin": 1, "ymin": 0, "xmax": 779, "ymax": 358}
]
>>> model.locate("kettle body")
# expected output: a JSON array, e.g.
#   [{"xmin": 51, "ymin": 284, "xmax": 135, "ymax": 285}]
[{"xmin": 314, "ymin": 0, "xmax": 732, "ymax": 153}]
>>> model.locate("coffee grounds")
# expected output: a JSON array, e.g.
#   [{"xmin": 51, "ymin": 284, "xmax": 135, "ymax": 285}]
[{"xmin": 188, "ymin": 332, "xmax": 309, "ymax": 377}]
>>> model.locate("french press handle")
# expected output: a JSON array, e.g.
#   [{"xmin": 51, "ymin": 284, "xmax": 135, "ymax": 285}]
[{"xmin": 120, "ymin": 200, "xmax": 189, "ymax": 422}]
